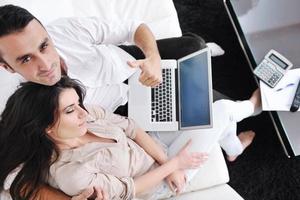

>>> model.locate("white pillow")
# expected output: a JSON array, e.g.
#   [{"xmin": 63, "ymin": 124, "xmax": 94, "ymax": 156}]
[
  {"xmin": 0, "ymin": 0, "xmax": 75, "ymax": 24},
  {"xmin": 0, "ymin": 69, "xmax": 23, "ymax": 114},
  {"xmin": 0, "ymin": 0, "xmax": 182, "ymax": 39}
]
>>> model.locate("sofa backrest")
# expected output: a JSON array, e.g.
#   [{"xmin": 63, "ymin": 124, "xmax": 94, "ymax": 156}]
[{"xmin": 0, "ymin": 0, "xmax": 182, "ymax": 39}]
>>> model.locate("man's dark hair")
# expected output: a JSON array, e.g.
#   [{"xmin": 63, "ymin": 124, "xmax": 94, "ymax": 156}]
[
  {"xmin": 0, "ymin": 4, "xmax": 39, "ymax": 37},
  {"xmin": 0, "ymin": 4, "xmax": 42, "ymax": 62}
]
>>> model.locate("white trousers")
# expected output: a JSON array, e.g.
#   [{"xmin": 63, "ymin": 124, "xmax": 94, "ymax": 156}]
[{"xmin": 157, "ymin": 99, "xmax": 254, "ymax": 182}]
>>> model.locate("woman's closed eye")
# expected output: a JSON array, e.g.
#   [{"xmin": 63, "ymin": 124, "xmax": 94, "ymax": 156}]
[
  {"xmin": 66, "ymin": 109, "xmax": 74, "ymax": 114},
  {"xmin": 64, "ymin": 102, "xmax": 82, "ymax": 114},
  {"xmin": 64, "ymin": 105, "xmax": 75, "ymax": 114}
]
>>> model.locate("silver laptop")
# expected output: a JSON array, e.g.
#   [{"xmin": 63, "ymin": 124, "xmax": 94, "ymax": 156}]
[{"xmin": 128, "ymin": 48, "xmax": 213, "ymax": 131}]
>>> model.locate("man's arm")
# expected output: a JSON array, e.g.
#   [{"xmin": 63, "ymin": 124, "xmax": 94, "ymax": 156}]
[
  {"xmin": 32, "ymin": 185, "xmax": 106, "ymax": 200},
  {"xmin": 33, "ymin": 185, "xmax": 69, "ymax": 200},
  {"xmin": 128, "ymin": 24, "xmax": 162, "ymax": 87}
]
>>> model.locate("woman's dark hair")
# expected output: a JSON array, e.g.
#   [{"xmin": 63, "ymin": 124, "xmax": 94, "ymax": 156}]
[{"xmin": 0, "ymin": 76, "xmax": 86, "ymax": 199}]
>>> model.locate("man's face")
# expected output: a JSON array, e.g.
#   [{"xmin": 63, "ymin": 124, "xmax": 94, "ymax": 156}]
[{"xmin": 0, "ymin": 19, "xmax": 61, "ymax": 85}]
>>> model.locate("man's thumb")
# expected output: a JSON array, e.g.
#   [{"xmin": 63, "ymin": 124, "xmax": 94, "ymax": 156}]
[{"xmin": 127, "ymin": 60, "xmax": 141, "ymax": 68}]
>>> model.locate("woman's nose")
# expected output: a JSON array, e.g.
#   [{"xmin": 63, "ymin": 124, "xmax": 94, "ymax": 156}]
[
  {"xmin": 78, "ymin": 106, "xmax": 88, "ymax": 118},
  {"xmin": 38, "ymin": 55, "xmax": 52, "ymax": 71}
]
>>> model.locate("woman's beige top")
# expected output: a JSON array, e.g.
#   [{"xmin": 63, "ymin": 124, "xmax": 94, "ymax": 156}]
[{"xmin": 48, "ymin": 105, "xmax": 162, "ymax": 199}]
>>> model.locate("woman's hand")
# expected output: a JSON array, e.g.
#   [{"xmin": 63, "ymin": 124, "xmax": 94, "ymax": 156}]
[
  {"xmin": 166, "ymin": 170, "xmax": 186, "ymax": 195},
  {"xmin": 174, "ymin": 140, "xmax": 209, "ymax": 170},
  {"xmin": 71, "ymin": 186, "xmax": 108, "ymax": 200}
]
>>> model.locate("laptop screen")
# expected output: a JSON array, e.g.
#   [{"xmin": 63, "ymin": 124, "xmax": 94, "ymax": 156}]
[{"xmin": 178, "ymin": 49, "xmax": 212, "ymax": 129}]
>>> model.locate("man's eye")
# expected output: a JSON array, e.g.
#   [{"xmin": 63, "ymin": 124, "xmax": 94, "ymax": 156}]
[
  {"xmin": 22, "ymin": 56, "xmax": 31, "ymax": 64},
  {"xmin": 41, "ymin": 43, "xmax": 49, "ymax": 51}
]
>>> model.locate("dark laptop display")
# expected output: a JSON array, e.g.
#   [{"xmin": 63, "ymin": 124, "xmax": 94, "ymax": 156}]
[{"xmin": 179, "ymin": 52, "xmax": 211, "ymax": 127}]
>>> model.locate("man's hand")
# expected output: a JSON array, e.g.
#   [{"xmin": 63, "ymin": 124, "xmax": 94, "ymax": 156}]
[
  {"xmin": 166, "ymin": 170, "xmax": 186, "ymax": 195},
  {"xmin": 128, "ymin": 54, "xmax": 162, "ymax": 87},
  {"xmin": 71, "ymin": 187, "xmax": 108, "ymax": 200}
]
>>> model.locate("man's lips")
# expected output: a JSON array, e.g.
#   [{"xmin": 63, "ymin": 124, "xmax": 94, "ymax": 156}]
[
  {"xmin": 39, "ymin": 62, "xmax": 58, "ymax": 77},
  {"xmin": 39, "ymin": 68, "xmax": 55, "ymax": 77}
]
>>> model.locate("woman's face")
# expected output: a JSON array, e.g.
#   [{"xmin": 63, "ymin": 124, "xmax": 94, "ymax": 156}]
[{"xmin": 47, "ymin": 88, "xmax": 88, "ymax": 140}]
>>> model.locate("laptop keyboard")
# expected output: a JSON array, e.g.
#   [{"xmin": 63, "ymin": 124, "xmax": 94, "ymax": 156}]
[{"xmin": 151, "ymin": 68, "xmax": 173, "ymax": 122}]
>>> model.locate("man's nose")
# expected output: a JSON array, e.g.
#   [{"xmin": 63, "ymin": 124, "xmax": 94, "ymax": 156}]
[{"xmin": 37, "ymin": 55, "xmax": 52, "ymax": 71}]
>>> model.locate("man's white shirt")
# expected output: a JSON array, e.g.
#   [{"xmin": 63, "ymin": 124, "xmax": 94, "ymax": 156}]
[{"xmin": 47, "ymin": 17, "xmax": 142, "ymax": 111}]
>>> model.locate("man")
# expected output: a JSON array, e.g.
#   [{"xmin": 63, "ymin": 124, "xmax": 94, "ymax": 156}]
[
  {"xmin": 0, "ymin": 4, "xmax": 208, "ymax": 200},
  {"xmin": 0, "ymin": 4, "xmax": 210, "ymax": 113},
  {"xmin": 0, "ymin": 4, "xmax": 163, "ymax": 113}
]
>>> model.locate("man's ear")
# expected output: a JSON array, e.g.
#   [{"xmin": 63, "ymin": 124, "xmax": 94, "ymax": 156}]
[{"xmin": 0, "ymin": 62, "xmax": 15, "ymax": 73}]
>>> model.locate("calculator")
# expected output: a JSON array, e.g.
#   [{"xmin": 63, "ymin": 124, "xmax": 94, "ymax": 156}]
[{"xmin": 253, "ymin": 49, "xmax": 293, "ymax": 88}]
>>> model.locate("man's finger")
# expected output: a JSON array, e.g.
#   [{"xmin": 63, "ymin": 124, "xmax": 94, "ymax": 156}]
[
  {"xmin": 142, "ymin": 77, "xmax": 156, "ymax": 86},
  {"xmin": 139, "ymin": 72, "xmax": 161, "ymax": 85},
  {"xmin": 127, "ymin": 60, "xmax": 142, "ymax": 68},
  {"xmin": 150, "ymin": 78, "xmax": 161, "ymax": 87},
  {"xmin": 139, "ymin": 72, "xmax": 152, "ymax": 84}
]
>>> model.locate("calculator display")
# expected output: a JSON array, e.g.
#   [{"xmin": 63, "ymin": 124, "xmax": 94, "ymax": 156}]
[{"xmin": 269, "ymin": 53, "xmax": 288, "ymax": 69}]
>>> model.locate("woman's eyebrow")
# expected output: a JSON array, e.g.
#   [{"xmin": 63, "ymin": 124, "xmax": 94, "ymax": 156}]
[{"xmin": 63, "ymin": 104, "xmax": 75, "ymax": 112}]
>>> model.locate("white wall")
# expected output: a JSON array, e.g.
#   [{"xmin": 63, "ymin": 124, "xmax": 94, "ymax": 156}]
[{"xmin": 235, "ymin": 0, "xmax": 300, "ymax": 34}]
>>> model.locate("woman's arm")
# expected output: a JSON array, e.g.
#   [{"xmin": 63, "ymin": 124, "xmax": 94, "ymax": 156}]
[
  {"xmin": 134, "ymin": 140, "xmax": 203, "ymax": 195},
  {"xmin": 134, "ymin": 156, "xmax": 178, "ymax": 194},
  {"xmin": 133, "ymin": 127, "xmax": 168, "ymax": 165},
  {"xmin": 133, "ymin": 128, "xmax": 194, "ymax": 194}
]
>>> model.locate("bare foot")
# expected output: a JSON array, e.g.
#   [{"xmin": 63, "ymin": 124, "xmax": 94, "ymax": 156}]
[
  {"xmin": 227, "ymin": 130, "xmax": 256, "ymax": 162},
  {"xmin": 249, "ymin": 88, "xmax": 261, "ymax": 110}
]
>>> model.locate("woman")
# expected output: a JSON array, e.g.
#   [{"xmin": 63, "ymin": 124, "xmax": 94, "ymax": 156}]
[{"xmin": 0, "ymin": 76, "xmax": 258, "ymax": 199}]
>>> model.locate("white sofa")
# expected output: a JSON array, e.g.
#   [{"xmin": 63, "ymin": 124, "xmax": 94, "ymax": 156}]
[{"xmin": 0, "ymin": 0, "xmax": 243, "ymax": 199}]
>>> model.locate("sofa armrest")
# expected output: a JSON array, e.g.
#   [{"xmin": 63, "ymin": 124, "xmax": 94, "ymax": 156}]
[
  {"xmin": 184, "ymin": 145, "xmax": 229, "ymax": 192},
  {"xmin": 166, "ymin": 184, "xmax": 244, "ymax": 200},
  {"xmin": 156, "ymin": 131, "xmax": 230, "ymax": 193}
]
